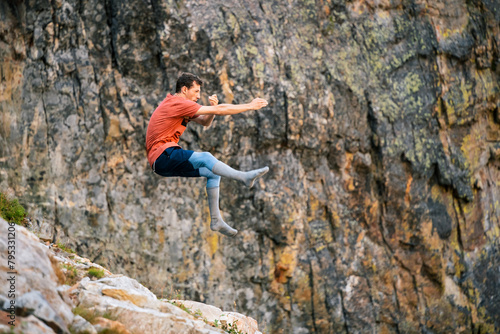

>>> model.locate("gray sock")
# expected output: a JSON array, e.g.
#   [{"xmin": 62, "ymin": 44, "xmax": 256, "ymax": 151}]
[
  {"xmin": 212, "ymin": 162, "xmax": 269, "ymax": 188},
  {"xmin": 207, "ymin": 187, "xmax": 238, "ymax": 237}
]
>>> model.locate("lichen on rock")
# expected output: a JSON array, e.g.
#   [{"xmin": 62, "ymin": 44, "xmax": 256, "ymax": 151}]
[{"xmin": 0, "ymin": 0, "xmax": 499, "ymax": 333}]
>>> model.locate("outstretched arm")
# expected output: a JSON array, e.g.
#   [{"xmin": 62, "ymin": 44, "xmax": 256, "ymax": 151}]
[{"xmin": 195, "ymin": 98, "xmax": 268, "ymax": 116}]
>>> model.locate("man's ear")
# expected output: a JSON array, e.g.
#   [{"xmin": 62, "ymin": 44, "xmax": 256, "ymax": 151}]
[{"xmin": 181, "ymin": 86, "xmax": 188, "ymax": 95}]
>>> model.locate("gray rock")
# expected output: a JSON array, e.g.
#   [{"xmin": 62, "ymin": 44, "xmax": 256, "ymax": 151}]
[
  {"xmin": 76, "ymin": 289, "xmax": 226, "ymax": 334},
  {"xmin": 70, "ymin": 315, "xmax": 98, "ymax": 334},
  {"xmin": 16, "ymin": 291, "xmax": 69, "ymax": 334},
  {"xmin": 0, "ymin": 220, "xmax": 74, "ymax": 331},
  {"xmin": 2, "ymin": 315, "xmax": 57, "ymax": 334},
  {"xmin": 1, "ymin": 0, "xmax": 499, "ymax": 333}
]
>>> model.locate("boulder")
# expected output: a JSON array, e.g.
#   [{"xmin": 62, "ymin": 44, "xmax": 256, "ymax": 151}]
[
  {"xmin": 70, "ymin": 315, "xmax": 97, "ymax": 334},
  {"xmin": 76, "ymin": 289, "xmax": 225, "ymax": 334},
  {"xmin": 0, "ymin": 219, "xmax": 74, "ymax": 332},
  {"xmin": 0, "ymin": 219, "xmax": 261, "ymax": 334},
  {"xmin": 15, "ymin": 291, "xmax": 68, "ymax": 333},
  {"xmin": 170, "ymin": 300, "xmax": 260, "ymax": 334}
]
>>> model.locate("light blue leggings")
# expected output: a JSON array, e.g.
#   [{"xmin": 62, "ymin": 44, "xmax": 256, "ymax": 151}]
[{"xmin": 188, "ymin": 152, "xmax": 221, "ymax": 188}]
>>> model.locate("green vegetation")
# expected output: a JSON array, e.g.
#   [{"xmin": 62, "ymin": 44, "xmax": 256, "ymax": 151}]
[
  {"xmin": 97, "ymin": 329, "xmax": 125, "ymax": 334},
  {"xmin": 194, "ymin": 309, "xmax": 203, "ymax": 318},
  {"xmin": 169, "ymin": 301, "xmax": 244, "ymax": 334},
  {"xmin": 71, "ymin": 306, "xmax": 119, "ymax": 334},
  {"xmin": 169, "ymin": 301, "xmax": 207, "ymax": 323},
  {"xmin": 57, "ymin": 241, "xmax": 76, "ymax": 254},
  {"xmin": 170, "ymin": 301, "xmax": 193, "ymax": 315},
  {"xmin": 61, "ymin": 263, "xmax": 79, "ymax": 286},
  {"xmin": 0, "ymin": 192, "xmax": 26, "ymax": 225},
  {"xmin": 87, "ymin": 267, "xmax": 105, "ymax": 279},
  {"xmin": 72, "ymin": 306, "xmax": 114, "ymax": 323},
  {"xmin": 213, "ymin": 318, "xmax": 245, "ymax": 334}
]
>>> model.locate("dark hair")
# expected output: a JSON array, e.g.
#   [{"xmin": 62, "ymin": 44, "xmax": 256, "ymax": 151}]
[{"xmin": 175, "ymin": 73, "xmax": 203, "ymax": 93}]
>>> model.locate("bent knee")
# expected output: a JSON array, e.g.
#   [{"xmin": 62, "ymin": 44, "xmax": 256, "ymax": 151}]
[
  {"xmin": 189, "ymin": 152, "xmax": 218, "ymax": 169},
  {"xmin": 199, "ymin": 152, "xmax": 215, "ymax": 161}
]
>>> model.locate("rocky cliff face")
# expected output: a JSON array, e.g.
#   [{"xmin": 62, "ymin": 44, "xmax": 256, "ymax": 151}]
[
  {"xmin": 0, "ymin": 219, "xmax": 258, "ymax": 333},
  {"xmin": 1, "ymin": 0, "xmax": 499, "ymax": 333}
]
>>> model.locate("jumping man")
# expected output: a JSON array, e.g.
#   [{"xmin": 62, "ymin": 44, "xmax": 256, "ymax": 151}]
[{"xmin": 146, "ymin": 73, "xmax": 269, "ymax": 237}]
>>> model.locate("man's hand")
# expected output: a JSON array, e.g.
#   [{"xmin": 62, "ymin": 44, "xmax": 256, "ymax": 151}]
[
  {"xmin": 209, "ymin": 94, "xmax": 219, "ymax": 106},
  {"xmin": 250, "ymin": 98, "xmax": 268, "ymax": 110},
  {"xmin": 192, "ymin": 94, "xmax": 218, "ymax": 127},
  {"xmin": 196, "ymin": 97, "xmax": 268, "ymax": 116}
]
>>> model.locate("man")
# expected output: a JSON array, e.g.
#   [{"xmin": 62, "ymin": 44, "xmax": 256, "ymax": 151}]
[{"xmin": 146, "ymin": 73, "xmax": 269, "ymax": 237}]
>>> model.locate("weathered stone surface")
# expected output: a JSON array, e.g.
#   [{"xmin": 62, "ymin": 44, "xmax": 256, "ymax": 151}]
[
  {"xmin": 78, "ymin": 275, "xmax": 168, "ymax": 312},
  {"xmin": 0, "ymin": 219, "xmax": 259, "ymax": 333},
  {"xmin": 70, "ymin": 315, "xmax": 98, "ymax": 334},
  {"xmin": 0, "ymin": 219, "xmax": 74, "ymax": 332},
  {"xmin": 170, "ymin": 300, "xmax": 260, "ymax": 333},
  {"xmin": 74, "ymin": 276, "xmax": 262, "ymax": 333},
  {"xmin": 76, "ymin": 290, "xmax": 226, "ymax": 334},
  {"xmin": 0, "ymin": 314, "xmax": 57, "ymax": 334},
  {"xmin": 98, "ymin": 276, "xmax": 157, "ymax": 307},
  {"xmin": 15, "ymin": 291, "xmax": 69, "ymax": 333},
  {"xmin": 0, "ymin": 0, "xmax": 499, "ymax": 333},
  {"xmin": 92, "ymin": 317, "xmax": 132, "ymax": 334}
]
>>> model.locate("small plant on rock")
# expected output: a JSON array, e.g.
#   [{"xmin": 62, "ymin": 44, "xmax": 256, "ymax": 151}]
[
  {"xmin": 61, "ymin": 263, "xmax": 79, "ymax": 286},
  {"xmin": 194, "ymin": 309, "xmax": 203, "ymax": 318},
  {"xmin": 98, "ymin": 329, "xmax": 125, "ymax": 334},
  {"xmin": 72, "ymin": 306, "xmax": 100, "ymax": 324},
  {"xmin": 221, "ymin": 321, "xmax": 244, "ymax": 334},
  {"xmin": 72, "ymin": 306, "xmax": 117, "ymax": 326},
  {"xmin": 87, "ymin": 267, "xmax": 105, "ymax": 279},
  {"xmin": 56, "ymin": 241, "xmax": 75, "ymax": 254},
  {"xmin": 0, "ymin": 192, "xmax": 26, "ymax": 226},
  {"xmin": 170, "ymin": 301, "xmax": 194, "ymax": 315}
]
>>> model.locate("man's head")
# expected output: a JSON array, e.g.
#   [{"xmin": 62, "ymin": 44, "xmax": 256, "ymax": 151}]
[{"xmin": 175, "ymin": 73, "xmax": 203, "ymax": 102}]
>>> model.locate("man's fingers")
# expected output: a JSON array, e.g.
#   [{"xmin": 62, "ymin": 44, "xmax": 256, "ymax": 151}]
[
  {"xmin": 252, "ymin": 98, "xmax": 268, "ymax": 108},
  {"xmin": 209, "ymin": 94, "xmax": 219, "ymax": 106}
]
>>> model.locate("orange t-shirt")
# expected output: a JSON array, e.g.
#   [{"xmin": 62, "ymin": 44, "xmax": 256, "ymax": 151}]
[{"xmin": 146, "ymin": 94, "xmax": 201, "ymax": 166}]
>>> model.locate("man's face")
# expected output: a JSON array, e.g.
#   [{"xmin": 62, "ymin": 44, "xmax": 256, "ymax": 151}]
[{"xmin": 184, "ymin": 83, "xmax": 201, "ymax": 102}]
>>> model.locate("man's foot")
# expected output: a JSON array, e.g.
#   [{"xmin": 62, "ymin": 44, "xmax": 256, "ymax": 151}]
[
  {"xmin": 211, "ymin": 219, "xmax": 238, "ymax": 237},
  {"xmin": 212, "ymin": 162, "xmax": 269, "ymax": 188},
  {"xmin": 243, "ymin": 166, "xmax": 269, "ymax": 188}
]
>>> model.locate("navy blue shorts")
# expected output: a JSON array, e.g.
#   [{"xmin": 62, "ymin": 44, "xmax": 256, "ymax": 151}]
[{"xmin": 152, "ymin": 147, "xmax": 201, "ymax": 178}]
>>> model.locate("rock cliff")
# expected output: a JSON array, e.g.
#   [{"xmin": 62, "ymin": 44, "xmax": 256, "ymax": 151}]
[
  {"xmin": 0, "ymin": 0, "xmax": 499, "ymax": 333},
  {"xmin": 0, "ymin": 218, "xmax": 259, "ymax": 333}
]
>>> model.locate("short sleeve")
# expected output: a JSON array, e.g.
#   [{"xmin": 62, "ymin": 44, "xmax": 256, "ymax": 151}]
[{"xmin": 172, "ymin": 99, "xmax": 202, "ymax": 118}]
